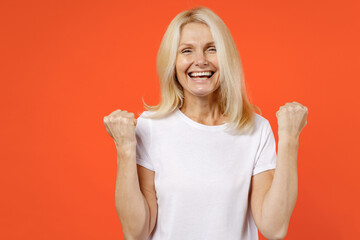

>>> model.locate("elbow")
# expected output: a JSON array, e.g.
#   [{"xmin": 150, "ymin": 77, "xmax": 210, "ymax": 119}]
[
  {"xmin": 263, "ymin": 232, "xmax": 287, "ymax": 240},
  {"xmin": 260, "ymin": 224, "xmax": 288, "ymax": 240},
  {"xmin": 268, "ymin": 233, "xmax": 287, "ymax": 240}
]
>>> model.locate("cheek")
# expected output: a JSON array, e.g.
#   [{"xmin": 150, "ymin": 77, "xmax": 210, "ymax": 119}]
[
  {"xmin": 176, "ymin": 57, "xmax": 191, "ymax": 71},
  {"xmin": 211, "ymin": 57, "xmax": 219, "ymax": 68}
]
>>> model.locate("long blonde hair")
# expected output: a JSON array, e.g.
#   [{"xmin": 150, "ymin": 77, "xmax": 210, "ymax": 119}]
[{"xmin": 141, "ymin": 6, "xmax": 261, "ymax": 135}]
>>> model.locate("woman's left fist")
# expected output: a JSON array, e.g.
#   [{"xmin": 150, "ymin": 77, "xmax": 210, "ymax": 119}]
[{"xmin": 276, "ymin": 101, "xmax": 308, "ymax": 140}]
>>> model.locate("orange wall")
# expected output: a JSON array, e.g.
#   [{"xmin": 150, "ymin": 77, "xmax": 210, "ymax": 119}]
[{"xmin": 1, "ymin": 0, "xmax": 359, "ymax": 239}]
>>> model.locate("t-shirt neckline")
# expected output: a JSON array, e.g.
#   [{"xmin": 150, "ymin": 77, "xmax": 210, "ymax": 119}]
[{"xmin": 175, "ymin": 107, "xmax": 229, "ymax": 131}]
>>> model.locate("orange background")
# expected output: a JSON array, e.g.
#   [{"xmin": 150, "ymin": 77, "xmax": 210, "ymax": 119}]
[{"xmin": 1, "ymin": 0, "xmax": 359, "ymax": 239}]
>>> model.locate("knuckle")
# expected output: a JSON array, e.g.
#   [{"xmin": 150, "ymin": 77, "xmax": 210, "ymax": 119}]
[
  {"xmin": 109, "ymin": 116, "xmax": 116, "ymax": 122},
  {"xmin": 111, "ymin": 109, "xmax": 120, "ymax": 115},
  {"xmin": 120, "ymin": 117, "xmax": 130, "ymax": 124}
]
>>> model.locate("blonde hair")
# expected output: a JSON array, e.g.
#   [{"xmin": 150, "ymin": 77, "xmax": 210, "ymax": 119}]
[{"xmin": 141, "ymin": 6, "xmax": 261, "ymax": 135}]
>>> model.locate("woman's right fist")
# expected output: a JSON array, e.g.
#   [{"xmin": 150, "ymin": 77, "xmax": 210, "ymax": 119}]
[{"xmin": 103, "ymin": 109, "xmax": 137, "ymax": 149}]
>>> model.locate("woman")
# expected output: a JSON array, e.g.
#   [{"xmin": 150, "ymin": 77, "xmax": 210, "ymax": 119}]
[{"xmin": 103, "ymin": 6, "xmax": 308, "ymax": 240}]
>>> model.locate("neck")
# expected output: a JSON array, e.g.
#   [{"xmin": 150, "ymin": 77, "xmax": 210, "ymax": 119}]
[{"xmin": 179, "ymin": 89, "xmax": 226, "ymax": 125}]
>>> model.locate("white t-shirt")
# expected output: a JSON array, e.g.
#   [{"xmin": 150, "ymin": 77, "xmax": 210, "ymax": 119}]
[{"xmin": 135, "ymin": 108, "xmax": 277, "ymax": 240}]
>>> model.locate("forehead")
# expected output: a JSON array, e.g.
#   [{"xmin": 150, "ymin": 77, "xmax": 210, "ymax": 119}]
[{"xmin": 179, "ymin": 22, "xmax": 213, "ymax": 44}]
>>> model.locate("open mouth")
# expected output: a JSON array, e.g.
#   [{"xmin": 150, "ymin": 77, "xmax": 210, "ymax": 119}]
[{"xmin": 187, "ymin": 71, "xmax": 215, "ymax": 82}]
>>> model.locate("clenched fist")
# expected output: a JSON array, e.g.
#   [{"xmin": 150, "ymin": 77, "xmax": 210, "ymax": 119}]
[
  {"xmin": 103, "ymin": 109, "xmax": 137, "ymax": 151},
  {"xmin": 276, "ymin": 101, "xmax": 308, "ymax": 140}
]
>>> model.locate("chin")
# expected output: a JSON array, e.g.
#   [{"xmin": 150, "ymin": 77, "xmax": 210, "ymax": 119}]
[{"xmin": 189, "ymin": 86, "xmax": 220, "ymax": 97}]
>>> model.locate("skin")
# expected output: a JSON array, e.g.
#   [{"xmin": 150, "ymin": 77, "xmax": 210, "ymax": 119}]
[
  {"xmin": 175, "ymin": 22, "xmax": 226, "ymax": 125},
  {"xmin": 176, "ymin": 22, "xmax": 309, "ymax": 239},
  {"xmin": 251, "ymin": 102, "xmax": 308, "ymax": 239},
  {"xmin": 103, "ymin": 22, "xmax": 309, "ymax": 240}
]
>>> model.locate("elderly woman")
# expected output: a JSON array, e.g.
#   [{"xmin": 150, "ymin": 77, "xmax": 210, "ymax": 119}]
[{"xmin": 104, "ymin": 6, "xmax": 308, "ymax": 240}]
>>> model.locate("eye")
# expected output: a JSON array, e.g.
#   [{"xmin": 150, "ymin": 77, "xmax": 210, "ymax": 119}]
[
  {"xmin": 208, "ymin": 47, "xmax": 216, "ymax": 52},
  {"xmin": 181, "ymin": 49, "xmax": 191, "ymax": 53}
]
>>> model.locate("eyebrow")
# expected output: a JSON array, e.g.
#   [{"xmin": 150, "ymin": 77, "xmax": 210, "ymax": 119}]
[{"xmin": 178, "ymin": 41, "xmax": 215, "ymax": 48}]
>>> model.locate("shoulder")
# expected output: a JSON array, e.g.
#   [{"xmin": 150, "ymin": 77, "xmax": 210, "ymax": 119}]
[
  {"xmin": 253, "ymin": 113, "xmax": 272, "ymax": 132},
  {"xmin": 138, "ymin": 110, "xmax": 154, "ymax": 118},
  {"xmin": 136, "ymin": 111, "xmax": 153, "ymax": 133},
  {"xmin": 138, "ymin": 109, "xmax": 178, "ymax": 123},
  {"xmin": 137, "ymin": 111, "xmax": 156, "ymax": 125},
  {"xmin": 254, "ymin": 112, "xmax": 270, "ymax": 124}
]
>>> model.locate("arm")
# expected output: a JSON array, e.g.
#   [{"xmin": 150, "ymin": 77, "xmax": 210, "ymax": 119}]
[
  {"xmin": 251, "ymin": 101, "xmax": 307, "ymax": 239},
  {"xmin": 115, "ymin": 144, "xmax": 151, "ymax": 240},
  {"xmin": 250, "ymin": 137, "xmax": 299, "ymax": 240}
]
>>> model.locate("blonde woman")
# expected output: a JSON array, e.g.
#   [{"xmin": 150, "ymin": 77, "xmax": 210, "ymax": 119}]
[{"xmin": 103, "ymin": 6, "xmax": 308, "ymax": 240}]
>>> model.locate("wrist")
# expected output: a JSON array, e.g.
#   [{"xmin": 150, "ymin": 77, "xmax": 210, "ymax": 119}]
[
  {"xmin": 278, "ymin": 135, "xmax": 299, "ymax": 148},
  {"xmin": 116, "ymin": 142, "xmax": 136, "ymax": 155},
  {"xmin": 116, "ymin": 145, "xmax": 136, "ymax": 165}
]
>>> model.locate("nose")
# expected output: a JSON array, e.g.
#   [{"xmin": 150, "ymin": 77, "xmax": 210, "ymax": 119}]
[{"xmin": 194, "ymin": 51, "xmax": 208, "ymax": 66}]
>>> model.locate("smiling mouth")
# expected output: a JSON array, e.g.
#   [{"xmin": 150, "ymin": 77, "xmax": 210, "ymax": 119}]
[{"xmin": 187, "ymin": 72, "xmax": 215, "ymax": 81}]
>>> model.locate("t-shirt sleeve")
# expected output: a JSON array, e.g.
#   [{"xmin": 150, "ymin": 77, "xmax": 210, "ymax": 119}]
[
  {"xmin": 252, "ymin": 120, "xmax": 277, "ymax": 176},
  {"xmin": 135, "ymin": 114, "xmax": 155, "ymax": 171}
]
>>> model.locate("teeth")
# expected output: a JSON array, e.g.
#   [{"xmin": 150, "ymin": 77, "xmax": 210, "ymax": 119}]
[{"xmin": 189, "ymin": 71, "xmax": 213, "ymax": 77}]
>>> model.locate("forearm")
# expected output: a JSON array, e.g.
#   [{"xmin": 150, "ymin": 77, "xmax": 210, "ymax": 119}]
[
  {"xmin": 261, "ymin": 137, "xmax": 299, "ymax": 239},
  {"xmin": 115, "ymin": 144, "xmax": 151, "ymax": 240}
]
